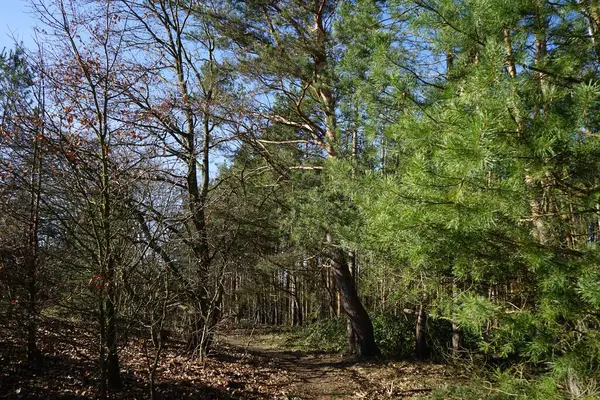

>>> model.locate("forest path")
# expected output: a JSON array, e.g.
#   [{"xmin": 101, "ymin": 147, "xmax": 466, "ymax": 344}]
[{"xmin": 215, "ymin": 329, "xmax": 454, "ymax": 400}]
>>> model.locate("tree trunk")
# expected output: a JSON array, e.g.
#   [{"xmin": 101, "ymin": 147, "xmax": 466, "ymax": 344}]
[
  {"xmin": 451, "ymin": 283, "xmax": 461, "ymax": 355},
  {"xmin": 187, "ymin": 315, "xmax": 205, "ymax": 354},
  {"xmin": 99, "ymin": 299, "xmax": 107, "ymax": 400},
  {"xmin": 26, "ymin": 253, "xmax": 40, "ymax": 363},
  {"xmin": 25, "ymin": 221, "xmax": 39, "ymax": 363},
  {"xmin": 293, "ymin": 295, "xmax": 303, "ymax": 327},
  {"xmin": 26, "ymin": 132, "xmax": 42, "ymax": 362},
  {"xmin": 101, "ymin": 132, "xmax": 121, "ymax": 390},
  {"xmin": 325, "ymin": 267, "xmax": 338, "ymax": 318},
  {"xmin": 452, "ymin": 321, "xmax": 461, "ymax": 355},
  {"xmin": 106, "ymin": 269, "xmax": 121, "ymax": 390},
  {"xmin": 327, "ymin": 234, "xmax": 379, "ymax": 357},
  {"xmin": 415, "ymin": 303, "xmax": 428, "ymax": 360}
]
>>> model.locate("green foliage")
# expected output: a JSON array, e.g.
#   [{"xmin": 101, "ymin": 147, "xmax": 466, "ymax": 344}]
[
  {"xmin": 339, "ymin": 0, "xmax": 600, "ymax": 394},
  {"xmin": 429, "ymin": 379, "xmax": 541, "ymax": 400},
  {"xmin": 290, "ymin": 318, "xmax": 348, "ymax": 353},
  {"xmin": 371, "ymin": 313, "xmax": 415, "ymax": 358},
  {"xmin": 430, "ymin": 369, "xmax": 599, "ymax": 400},
  {"xmin": 0, "ymin": 44, "xmax": 33, "ymax": 109},
  {"xmin": 5, "ymin": 0, "xmax": 600, "ymax": 395},
  {"xmin": 454, "ymin": 294, "xmax": 498, "ymax": 337}
]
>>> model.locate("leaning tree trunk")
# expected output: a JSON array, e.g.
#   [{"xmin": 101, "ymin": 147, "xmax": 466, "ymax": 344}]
[
  {"xmin": 320, "ymin": 78, "xmax": 379, "ymax": 357},
  {"xmin": 327, "ymin": 234, "xmax": 380, "ymax": 357}
]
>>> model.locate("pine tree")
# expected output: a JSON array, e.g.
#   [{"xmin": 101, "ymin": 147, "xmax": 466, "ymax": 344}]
[
  {"xmin": 0, "ymin": 45, "xmax": 44, "ymax": 363},
  {"xmin": 352, "ymin": 0, "xmax": 600, "ymax": 393},
  {"xmin": 207, "ymin": 0, "xmax": 381, "ymax": 356}
]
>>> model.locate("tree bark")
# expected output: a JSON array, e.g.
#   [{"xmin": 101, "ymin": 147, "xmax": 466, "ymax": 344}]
[
  {"xmin": 327, "ymin": 234, "xmax": 379, "ymax": 357},
  {"xmin": 26, "ymin": 132, "xmax": 41, "ymax": 362},
  {"xmin": 105, "ymin": 257, "xmax": 121, "ymax": 390},
  {"xmin": 293, "ymin": 295, "xmax": 303, "ymax": 327},
  {"xmin": 452, "ymin": 321, "xmax": 461, "ymax": 354},
  {"xmin": 415, "ymin": 303, "xmax": 428, "ymax": 360},
  {"xmin": 451, "ymin": 283, "xmax": 461, "ymax": 355}
]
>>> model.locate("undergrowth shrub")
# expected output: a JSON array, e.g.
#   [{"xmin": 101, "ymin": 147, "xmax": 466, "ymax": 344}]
[
  {"xmin": 289, "ymin": 317, "xmax": 347, "ymax": 352},
  {"xmin": 288, "ymin": 312, "xmax": 489, "ymax": 360},
  {"xmin": 428, "ymin": 369, "xmax": 600, "ymax": 400},
  {"xmin": 292, "ymin": 314, "xmax": 417, "ymax": 356},
  {"xmin": 372, "ymin": 313, "xmax": 415, "ymax": 358},
  {"xmin": 372, "ymin": 312, "xmax": 480, "ymax": 360}
]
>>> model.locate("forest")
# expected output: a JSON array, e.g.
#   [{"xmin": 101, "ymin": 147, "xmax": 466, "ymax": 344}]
[{"xmin": 1, "ymin": 0, "xmax": 600, "ymax": 398}]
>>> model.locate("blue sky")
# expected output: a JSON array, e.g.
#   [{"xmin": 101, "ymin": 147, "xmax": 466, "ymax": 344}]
[{"xmin": 0, "ymin": 1, "xmax": 36, "ymax": 51}]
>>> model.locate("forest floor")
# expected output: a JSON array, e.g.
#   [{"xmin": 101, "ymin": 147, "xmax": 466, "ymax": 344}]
[
  {"xmin": 0, "ymin": 317, "xmax": 459, "ymax": 399},
  {"xmin": 218, "ymin": 329, "xmax": 458, "ymax": 399}
]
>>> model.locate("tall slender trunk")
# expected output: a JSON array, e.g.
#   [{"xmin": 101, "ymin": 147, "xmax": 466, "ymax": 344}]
[
  {"xmin": 325, "ymin": 267, "xmax": 337, "ymax": 317},
  {"xmin": 504, "ymin": 23, "xmax": 550, "ymax": 244},
  {"xmin": 451, "ymin": 282, "xmax": 460, "ymax": 355},
  {"xmin": 98, "ymin": 297, "xmax": 107, "ymax": 399},
  {"xmin": 415, "ymin": 303, "xmax": 428, "ymax": 360},
  {"xmin": 26, "ymin": 132, "xmax": 41, "ymax": 362},
  {"xmin": 105, "ymin": 257, "xmax": 121, "ymax": 389},
  {"xmin": 176, "ymin": 43, "xmax": 213, "ymax": 357},
  {"xmin": 184, "ymin": 112, "xmax": 213, "ymax": 357},
  {"xmin": 101, "ymin": 133, "xmax": 121, "ymax": 390},
  {"xmin": 452, "ymin": 321, "xmax": 461, "ymax": 354},
  {"xmin": 530, "ymin": 11, "xmax": 551, "ymax": 244}
]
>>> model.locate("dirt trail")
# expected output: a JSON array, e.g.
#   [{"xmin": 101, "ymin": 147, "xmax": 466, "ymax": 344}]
[
  {"xmin": 216, "ymin": 330, "xmax": 454, "ymax": 400},
  {"xmin": 0, "ymin": 317, "xmax": 455, "ymax": 399}
]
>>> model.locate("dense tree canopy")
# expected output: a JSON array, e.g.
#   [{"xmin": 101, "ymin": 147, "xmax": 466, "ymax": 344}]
[{"xmin": 1, "ymin": 0, "xmax": 600, "ymax": 398}]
